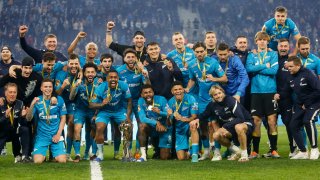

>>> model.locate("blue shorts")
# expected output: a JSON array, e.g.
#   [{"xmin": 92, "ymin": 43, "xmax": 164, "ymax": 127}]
[
  {"xmin": 175, "ymin": 124, "xmax": 190, "ymax": 151},
  {"xmin": 159, "ymin": 126, "xmax": 173, "ymax": 149},
  {"xmin": 66, "ymin": 102, "xmax": 75, "ymax": 115},
  {"xmin": 95, "ymin": 110, "xmax": 126, "ymax": 125},
  {"xmin": 33, "ymin": 137, "xmax": 66, "ymax": 157},
  {"xmin": 74, "ymin": 109, "xmax": 95, "ymax": 125}
]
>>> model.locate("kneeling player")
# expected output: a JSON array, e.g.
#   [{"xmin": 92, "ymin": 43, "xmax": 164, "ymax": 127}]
[
  {"xmin": 137, "ymin": 84, "xmax": 172, "ymax": 161},
  {"xmin": 26, "ymin": 79, "xmax": 67, "ymax": 164},
  {"xmin": 167, "ymin": 81, "xmax": 199, "ymax": 162},
  {"xmin": 196, "ymin": 85, "xmax": 253, "ymax": 162}
]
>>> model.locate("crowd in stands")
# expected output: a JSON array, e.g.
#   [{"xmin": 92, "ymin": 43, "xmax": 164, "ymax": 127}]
[{"xmin": 0, "ymin": 0, "xmax": 319, "ymax": 62}]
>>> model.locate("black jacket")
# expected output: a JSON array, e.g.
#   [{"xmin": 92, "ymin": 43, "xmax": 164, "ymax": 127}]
[
  {"xmin": 198, "ymin": 96, "xmax": 252, "ymax": 126},
  {"xmin": 280, "ymin": 67, "xmax": 320, "ymax": 107},
  {"xmin": 0, "ymin": 69, "xmax": 42, "ymax": 106},
  {"xmin": 0, "ymin": 99, "xmax": 24, "ymax": 137},
  {"xmin": 109, "ymin": 42, "xmax": 147, "ymax": 64},
  {"xmin": 230, "ymin": 46, "xmax": 250, "ymax": 66},
  {"xmin": 20, "ymin": 37, "xmax": 67, "ymax": 63},
  {"xmin": 145, "ymin": 56, "xmax": 183, "ymax": 99}
]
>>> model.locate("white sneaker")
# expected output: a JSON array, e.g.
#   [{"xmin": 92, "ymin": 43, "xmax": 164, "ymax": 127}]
[
  {"xmin": 229, "ymin": 145, "xmax": 240, "ymax": 154},
  {"xmin": 288, "ymin": 148, "xmax": 299, "ymax": 158},
  {"xmin": 227, "ymin": 153, "xmax": 239, "ymax": 161},
  {"xmin": 66, "ymin": 154, "xmax": 74, "ymax": 162},
  {"xmin": 290, "ymin": 151, "xmax": 308, "ymax": 160},
  {"xmin": 198, "ymin": 153, "xmax": 210, "ymax": 161},
  {"xmin": 211, "ymin": 154, "xmax": 222, "ymax": 161},
  {"xmin": 14, "ymin": 155, "xmax": 22, "ymax": 163},
  {"xmin": 310, "ymin": 148, "xmax": 320, "ymax": 160}
]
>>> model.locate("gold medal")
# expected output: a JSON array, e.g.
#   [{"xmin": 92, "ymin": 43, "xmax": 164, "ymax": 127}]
[
  {"xmin": 134, "ymin": 65, "xmax": 141, "ymax": 74},
  {"xmin": 86, "ymin": 83, "xmax": 95, "ymax": 103},
  {"xmin": 197, "ymin": 59, "xmax": 206, "ymax": 80},
  {"xmin": 174, "ymin": 98, "xmax": 183, "ymax": 118},
  {"xmin": 202, "ymin": 71, "xmax": 206, "ymax": 80}
]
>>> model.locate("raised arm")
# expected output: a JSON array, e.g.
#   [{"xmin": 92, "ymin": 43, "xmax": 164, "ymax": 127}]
[
  {"xmin": 67, "ymin": 32, "xmax": 87, "ymax": 54},
  {"xmin": 19, "ymin": 25, "xmax": 42, "ymax": 63},
  {"xmin": 105, "ymin": 21, "xmax": 115, "ymax": 48},
  {"xmin": 26, "ymin": 97, "xmax": 39, "ymax": 121}
]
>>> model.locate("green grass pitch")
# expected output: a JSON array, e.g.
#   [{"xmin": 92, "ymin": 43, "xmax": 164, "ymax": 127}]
[{"xmin": 0, "ymin": 126, "xmax": 319, "ymax": 180}]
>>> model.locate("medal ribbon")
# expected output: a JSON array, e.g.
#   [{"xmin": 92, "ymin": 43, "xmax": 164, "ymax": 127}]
[
  {"xmin": 42, "ymin": 98, "xmax": 51, "ymax": 124},
  {"xmin": 197, "ymin": 60, "xmax": 206, "ymax": 79},
  {"xmin": 86, "ymin": 83, "xmax": 95, "ymax": 102},
  {"xmin": 258, "ymin": 51, "xmax": 268, "ymax": 65},
  {"xmin": 6, "ymin": 104, "xmax": 14, "ymax": 125}
]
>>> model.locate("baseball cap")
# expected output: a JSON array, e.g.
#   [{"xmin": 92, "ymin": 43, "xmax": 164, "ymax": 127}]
[{"xmin": 21, "ymin": 56, "xmax": 34, "ymax": 66}]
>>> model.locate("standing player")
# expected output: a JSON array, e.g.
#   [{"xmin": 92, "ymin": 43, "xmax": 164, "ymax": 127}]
[
  {"xmin": 96, "ymin": 53, "xmax": 117, "ymax": 147},
  {"xmin": 245, "ymin": 31, "xmax": 279, "ymax": 158},
  {"xmin": 89, "ymin": 70, "xmax": 132, "ymax": 161},
  {"xmin": 19, "ymin": 25, "xmax": 67, "ymax": 63},
  {"xmin": 215, "ymin": 42, "xmax": 249, "ymax": 103},
  {"xmin": 106, "ymin": 21, "xmax": 147, "ymax": 64},
  {"xmin": 167, "ymin": 32, "xmax": 196, "ymax": 92},
  {"xmin": 296, "ymin": 36, "xmax": 320, "ymax": 79},
  {"xmin": 145, "ymin": 42, "xmax": 183, "ymax": 99},
  {"xmin": 97, "ymin": 53, "xmax": 116, "ymax": 82},
  {"xmin": 167, "ymin": 81, "xmax": 199, "ymax": 162},
  {"xmin": 204, "ymin": 31, "xmax": 218, "ymax": 56},
  {"xmin": 0, "ymin": 46, "xmax": 21, "ymax": 82},
  {"xmin": 9, "ymin": 52, "xmax": 66, "ymax": 80},
  {"xmin": 230, "ymin": 36, "xmax": 250, "ymax": 65},
  {"xmin": 70, "ymin": 63, "xmax": 99, "ymax": 162},
  {"xmin": 262, "ymin": 6, "xmax": 301, "ymax": 54},
  {"xmin": 117, "ymin": 48, "xmax": 150, "ymax": 158},
  {"xmin": 26, "ymin": 79, "xmax": 67, "ymax": 164},
  {"xmin": 273, "ymin": 38, "xmax": 296, "ymax": 157},
  {"xmin": 283, "ymin": 56, "xmax": 320, "ymax": 160},
  {"xmin": 186, "ymin": 42, "xmax": 227, "ymax": 160},
  {"xmin": 55, "ymin": 54, "xmax": 81, "ymax": 161},
  {"xmin": 68, "ymin": 31, "xmax": 101, "ymax": 67}
]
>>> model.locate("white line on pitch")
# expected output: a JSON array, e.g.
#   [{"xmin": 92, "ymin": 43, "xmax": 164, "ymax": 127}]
[{"xmin": 90, "ymin": 161, "xmax": 103, "ymax": 180}]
